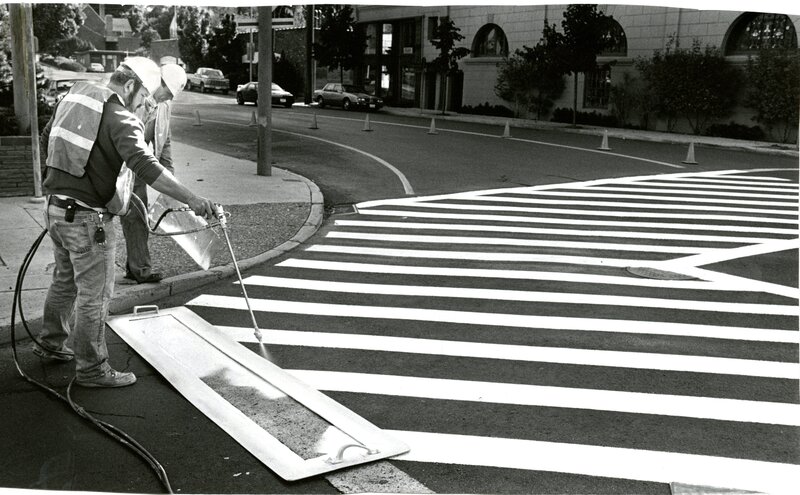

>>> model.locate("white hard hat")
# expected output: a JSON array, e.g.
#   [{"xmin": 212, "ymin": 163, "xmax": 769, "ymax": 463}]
[
  {"xmin": 120, "ymin": 56, "xmax": 161, "ymax": 95},
  {"xmin": 161, "ymin": 64, "xmax": 187, "ymax": 97}
]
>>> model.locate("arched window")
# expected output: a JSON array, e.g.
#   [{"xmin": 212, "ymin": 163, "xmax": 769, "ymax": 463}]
[
  {"xmin": 600, "ymin": 19, "xmax": 627, "ymax": 56},
  {"xmin": 725, "ymin": 13, "xmax": 798, "ymax": 55},
  {"xmin": 472, "ymin": 24, "xmax": 508, "ymax": 57}
]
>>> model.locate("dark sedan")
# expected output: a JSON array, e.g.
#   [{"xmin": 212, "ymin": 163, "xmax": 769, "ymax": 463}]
[
  {"xmin": 313, "ymin": 83, "xmax": 383, "ymax": 111},
  {"xmin": 235, "ymin": 82, "xmax": 294, "ymax": 108}
]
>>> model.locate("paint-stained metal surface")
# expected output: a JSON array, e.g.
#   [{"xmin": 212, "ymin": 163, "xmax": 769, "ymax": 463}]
[{"xmin": 106, "ymin": 306, "xmax": 409, "ymax": 480}]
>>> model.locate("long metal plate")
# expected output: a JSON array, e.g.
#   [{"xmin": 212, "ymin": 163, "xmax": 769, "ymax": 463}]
[{"xmin": 106, "ymin": 306, "xmax": 409, "ymax": 481}]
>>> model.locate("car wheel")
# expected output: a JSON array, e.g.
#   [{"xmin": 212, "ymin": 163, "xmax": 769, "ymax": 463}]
[
  {"xmin": 200, "ymin": 83, "xmax": 205, "ymax": 93},
  {"xmin": 317, "ymin": 97, "xmax": 325, "ymax": 108},
  {"xmin": 236, "ymin": 94, "xmax": 244, "ymax": 105},
  {"xmin": 342, "ymin": 99, "xmax": 351, "ymax": 111},
  {"xmin": 185, "ymin": 81, "xmax": 192, "ymax": 91}
]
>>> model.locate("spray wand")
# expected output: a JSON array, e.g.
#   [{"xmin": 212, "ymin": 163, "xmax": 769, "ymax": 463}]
[{"xmin": 215, "ymin": 205, "xmax": 264, "ymax": 346}]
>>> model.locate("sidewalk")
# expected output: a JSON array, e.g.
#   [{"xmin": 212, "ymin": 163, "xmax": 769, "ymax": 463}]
[{"xmin": 0, "ymin": 141, "xmax": 324, "ymax": 342}]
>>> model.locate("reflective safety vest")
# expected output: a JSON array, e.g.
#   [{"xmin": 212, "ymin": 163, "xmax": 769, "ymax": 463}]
[
  {"xmin": 47, "ymin": 81, "xmax": 135, "ymax": 215},
  {"xmin": 135, "ymin": 99, "xmax": 170, "ymax": 160}
]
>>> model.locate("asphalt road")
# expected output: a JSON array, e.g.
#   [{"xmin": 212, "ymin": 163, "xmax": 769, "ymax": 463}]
[{"xmin": 160, "ymin": 90, "xmax": 798, "ymax": 494}]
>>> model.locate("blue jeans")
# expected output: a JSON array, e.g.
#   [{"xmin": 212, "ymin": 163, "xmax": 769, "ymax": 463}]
[{"xmin": 40, "ymin": 200, "xmax": 116, "ymax": 379}]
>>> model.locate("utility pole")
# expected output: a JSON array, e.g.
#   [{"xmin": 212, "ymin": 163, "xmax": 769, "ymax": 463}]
[
  {"xmin": 256, "ymin": 7, "xmax": 272, "ymax": 176},
  {"xmin": 9, "ymin": 3, "xmax": 42, "ymax": 197},
  {"xmin": 305, "ymin": 4, "xmax": 313, "ymax": 105}
]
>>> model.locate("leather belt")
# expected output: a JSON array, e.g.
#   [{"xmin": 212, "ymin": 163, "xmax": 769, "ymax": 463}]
[{"xmin": 49, "ymin": 196, "xmax": 98, "ymax": 213}]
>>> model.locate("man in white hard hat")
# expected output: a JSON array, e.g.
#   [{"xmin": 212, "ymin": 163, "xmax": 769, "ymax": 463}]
[
  {"xmin": 37, "ymin": 57, "xmax": 216, "ymax": 388},
  {"xmin": 121, "ymin": 63, "xmax": 188, "ymax": 284}
]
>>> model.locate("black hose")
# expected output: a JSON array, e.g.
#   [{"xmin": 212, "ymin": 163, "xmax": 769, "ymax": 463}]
[
  {"xmin": 10, "ymin": 227, "xmax": 174, "ymax": 493},
  {"xmin": 128, "ymin": 192, "xmax": 224, "ymax": 235}
]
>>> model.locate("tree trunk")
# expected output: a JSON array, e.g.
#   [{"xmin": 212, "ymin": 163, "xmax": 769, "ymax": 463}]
[{"xmin": 572, "ymin": 72, "xmax": 578, "ymax": 126}]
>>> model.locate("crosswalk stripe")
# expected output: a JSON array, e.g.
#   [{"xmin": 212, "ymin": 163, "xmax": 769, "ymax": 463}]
[
  {"xmin": 501, "ymin": 190, "xmax": 796, "ymax": 207},
  {"xmin": 620, "ymin": 180, "xmax": 800, "ymax": 193},
  {"xmin": 286, "ymin": 370, "xmax": 800, "ymax": 426},
  {"xmin": 241, "ymin": 275, "xmax": 800, "ymax": 316},
  {"xmin": 457, "ymin": 195, "xmax": 796, "ymax": 216},
  {"xmin": 187, "ymin": 295, "xmax": 799, "ymax": 343},
  {"xmin": 555, "ymin": 185, "xmax": 797, "ymax": 199},
  {"xmin": 657, "ymin": 177, "xmax": 798, "ymax": 188},
  {"xmin": 333, "ymin": 220, "xmax": 783, "ymax": 244},
  {"xmin": 276, "ymin": 259, "xmax": 738, "ymax": 290},
  {"xmin": 358, "ymin": 208, "xmax": 799, "ymax": 230},
  {"xmin": 326, "ymin": 231, "xmax": 711, "ymax": 254},
  {"xmin": 218, "ymin": 326, "xmax": 799, "ymax": 379},
  {"xmin": 386, "ymin": 430, "xmax": 800, "ymax": 495},
  {"xmin": 699, "ymin": 174, "xmax": 793, "ymax": 182}
]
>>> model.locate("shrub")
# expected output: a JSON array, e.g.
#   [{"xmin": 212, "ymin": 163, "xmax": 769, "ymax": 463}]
[
  {"xmin": 744, "ymin": 48, "xmax": 799, "ymax": 143},
  {"xmin": 460, "ymin": 102, "xmax": 514, "ymax": 118},
  {"xmin": 0, "ymin": 108, "xmax": 19, "ymax": 136},
  {"xmin": 704, "ymin": 122, "xmax": 765, "ymax": 141},
  {"xmin": 551, "ymin": 107, "xmax": 618, "ymax": 127}
]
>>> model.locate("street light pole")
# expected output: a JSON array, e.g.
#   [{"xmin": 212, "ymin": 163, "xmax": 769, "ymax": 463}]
[{"xmin": 9, "ymin": 3, "xmax": 42, "ymax": 197}]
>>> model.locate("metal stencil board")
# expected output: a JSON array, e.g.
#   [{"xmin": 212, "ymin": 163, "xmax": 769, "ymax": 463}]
[{"xmin": 106, "ymin": 306, "xmax": 409, "ymax": 481}]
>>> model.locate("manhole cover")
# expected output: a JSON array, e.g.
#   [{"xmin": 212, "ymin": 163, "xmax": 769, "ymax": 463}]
[{"xmin": 626, "ymin": 266, "xmax": 697, "ymax": 280}]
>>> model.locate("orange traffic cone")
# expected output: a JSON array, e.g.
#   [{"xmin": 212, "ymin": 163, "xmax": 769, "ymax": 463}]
[
  {"xmin": 598, "ymin": 129, "xmax": 611, "ymax": 150},
  {"xmin": 309, "ymin": 112, "xmax": 319, "ymax": 129},
  {"xmin": 249, "ymin": 110, "xmax": 257, "ymax": 127},
  {"xmin": 362, "ymin": 113, "xmax": 373, "ymax": 132},
  {"xmin": 501, "ymin": 120, "xmax": 511, "ymax": 138},
  {"xmin": 682, "ymin": 142, "xmax": 698, "ymax": 164},
  {"xmin": 193, "ymin": 109, "xmax": 202, "ymax": 126},
  {"xmin": 427, "ymin": 117, "xmax": 438, "ymax": 135}
]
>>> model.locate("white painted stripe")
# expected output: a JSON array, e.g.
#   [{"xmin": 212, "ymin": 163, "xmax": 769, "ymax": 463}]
[
  {"xmin": 667, "ymin": 238, "xmax": 800, "ymax": 268},
  {"xmin": 662, "ymin": 265, "xmax": 800, "ymax": 300},
  {"xmin": 288, "ymin": 370, "xmax": 800, "ymax": 426},
  {"xmin": 558, "ymin": 185, "xmax": 797, "ymax": 199},
  {"xmin": 308, "ymin": 244, "xmax": 668, "ymax": 266},
  {"xmin": 187, "ymin": 294, "xmax": 800, "ymax": 343},
  {"xmin": 219, "ymin": 326, "xmax": 800, "ymax": 379},
  {"xmin": 507, "ymin": 190, "xmax": 796, "ymax": 207},
  {"xmin": 49, "ymin": 126, "xmax": 94, "ymax": 151},
  {"xmin": 460, "ymin": 195, "xmax": 796, "ymax": 216},
  {"xmin": 61, "ymin": 92, "xmax": 105, "ymax": 113},
  {"xmin": 658, "ymin": 177, "xmax": 798, "ymax": 188},
  {"xmin": 334, "ymin": 219, "xmax": 781, "ymax": 244},
  {"xmin": 387, "ymin": 430, "xmax": 800, "ymax": 495},
  {"xmin": 629, "ymin": 180, "xmax": 799, "ymax": 193},
  {"xmin": 704, "ymin": 174, "xmax": 793, "ymax": 182},
  {"xmin": 357, "ymin": 208, "xmax": 799, "ymax": 230},
  {"xmin": 277, "ymin": 258, "xmax": 735, "ymax": 290},
  {"xmin": 326, "ymin": 231, "xmax": 709, "ymax": 254},
  {"xmin": 242, "ymin": 275, "xmax": 800, "ymax": 316}
]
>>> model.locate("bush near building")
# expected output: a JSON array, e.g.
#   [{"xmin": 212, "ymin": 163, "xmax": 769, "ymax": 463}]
[{"xmin": 744, "ymin": 47, "xmax": 800, "ymax": 144}]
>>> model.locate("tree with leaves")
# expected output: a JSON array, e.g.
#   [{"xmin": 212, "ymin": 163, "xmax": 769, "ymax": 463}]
[
  {"xmin": 313, "ymin": 5, "xmax": 366, "ymax": 84},
  {"xmin": 550, "ymin": 5, "xmax": 615, "ymax": 126},
  {"xmin": 745, "ymin": 47, "xmax": 799, "ymax": 143},
  {"xmin": 495, "ymin": 24, "xmax": 564, "ymax": 120},
  {"xmin": 430, "ymin": 18, "xmax": 470, "ymax": 114},
  {"xmin": 32, "ymin": 4, "xmax": 84, "ymax": 54},
  {"xmin": 204, "ymin": 13, "xmax": 244, "ymax": 89},
  {"xmin": 178, "ymin": 6, "xmax": 209, "ymax": 72}
]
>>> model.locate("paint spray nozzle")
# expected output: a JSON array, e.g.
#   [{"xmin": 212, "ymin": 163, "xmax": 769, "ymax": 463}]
[
  {"xmin": 254, "ymin": 327, "xmax": 263, "ymax": 343},
  {"xmin": 215, "ymin": 204, "xmax": 227, "ymax": 227}
]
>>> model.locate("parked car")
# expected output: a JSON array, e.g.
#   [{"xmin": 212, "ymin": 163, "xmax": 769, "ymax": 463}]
[
  {"xmin": 313, "ymin": 83, "xmax": 383, "ymax": 111},
  {"xmin": 42, "ymin": 77, "xmax": 90, "ymax": 108},
  {"xmin": 235, "ymin": 82, "xmax": 295, "ymax": 108},
  {"xmin": 88, "ymin": 63, "xmax": 105, "ymax": 72},
  {"xmin": 186, "ymin": 67, "xmax": 229, "ymax": 94}
]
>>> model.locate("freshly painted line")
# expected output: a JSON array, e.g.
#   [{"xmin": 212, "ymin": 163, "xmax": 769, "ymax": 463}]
[
  {"xmin": 668, "ymin": 238, "xmax": 800, "ymax": 268},
  {"xmin": 287, "ymin": 370, "xmax": 800, "ymax": 426},
  {"xmin": 276, "ymin": 258, "xmax": 736, "ymax": 290},
  {"xmin": 626, "ymin": 180, "xmax": 799, "ymax": 193},
  {"xmin": 387, "ymin": 430, "xmax": 800, "ymax": 495},
  {"xmin": 661, "ymin": 265, "xmax": 800, "ymax": 300},
  {"xmin": 657, "ymin": 177, "xmax": 798, "ymax": 188},
  {"xmin": 351, "ymin": 209, "xmax": 799, "ymax": 232},
  {"xmin": 326, "ymin": 231, "xmax": 710, "ymax": 254},
  {"xmin": 187, "ymin": 295, "xmax": 799, "ymax": 343},
  {"xmin": 218, "ymin": 326, "xmax": 800, "ymax": 379},
  {"xmin": 241, "ymin": 275, "xmax": 799, "ymax": 316},
  {"xmin": 333, "ymin": 219, "xmax": 782, "ymax": 244},
  {"xmin": 307, "ymin": 244, "xmax": 670, "ymax": 266},
  {"xmin": 557, "ymin": 185, "xmax": 797, "ymax": 199},
  {"xmin": 459, "ymin": 195, "xmax": 796, "ymax": 216},
  {"xmin": 517, "ymin": 190, "xmax": 796, "ymax": 207},
  {"xmin": 704, "ymin": 174, "xmax": 793, "ymax": 182},
  {"xmin": 274, "ymin": 129, "xmax": 415, "ymax": 195}
]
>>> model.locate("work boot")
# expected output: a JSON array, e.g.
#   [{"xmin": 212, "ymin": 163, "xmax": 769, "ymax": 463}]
[
  {"xmin": 124, "ymin": 264, "xmax": 163, "ymax": 284},
  {"xmin": 76, "ymin": 369, "xmax": 137, "ymax": 388},
  {"xmin": 32, "ymin": 344, "xmax": 74, "ymax": 362}
]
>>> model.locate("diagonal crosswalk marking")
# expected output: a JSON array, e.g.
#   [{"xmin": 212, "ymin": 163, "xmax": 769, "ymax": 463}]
[{"xmin": 553, "ymin": 185, "xmax": 797, "ymax": 199}]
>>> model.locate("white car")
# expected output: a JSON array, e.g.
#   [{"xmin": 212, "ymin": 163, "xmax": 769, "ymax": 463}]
[{"xmin": 88, "ymin": 63, "xmax": 105, "ymax": 72}]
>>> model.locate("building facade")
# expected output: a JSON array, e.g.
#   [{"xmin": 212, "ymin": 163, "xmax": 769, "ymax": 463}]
[{"xmin": 354, "ymin": 4, "xmax": 799, "ymax": 137}]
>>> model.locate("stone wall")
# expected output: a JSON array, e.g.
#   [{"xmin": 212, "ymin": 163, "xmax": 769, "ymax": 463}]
[{"xmin": 0, "ymin": 136, "xmax": 35, "ymax": 197}]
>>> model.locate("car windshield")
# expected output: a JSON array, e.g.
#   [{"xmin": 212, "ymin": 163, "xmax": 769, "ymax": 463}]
[
  {"xmin": 342, "ymin": 85, "xmax": 368, "ymax": 94},
  {"xmin": 203, "ymin": 69, "xmax": 224, "ymax": 77},
  {"xmin": 271, "ymin": 83, "xmax": 283, "ymax": 91}
]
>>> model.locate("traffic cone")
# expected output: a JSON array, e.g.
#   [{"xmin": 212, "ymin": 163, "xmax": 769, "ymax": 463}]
[
  {"xmin": 248, "ymin": 110, "xmax": 257, "ymax": 127},
  {"xmin": 193, "ymin": 109, "xmax": 202, "ymax": 126},
  {"xmin": 682, "ymin": 142, "xmax": 698, "ymax": 164},
  {"xmin": 501, "ymin": 120, "xmax": 511, "ymax": 138},
  {"xmin": 362, "ymin": 113, "xmax": 373, "ymax": 132},
  {"xmin": 427, "ymin": 117, "xmax": 438, "ymax": 135},
  {"xmin": 598, "ymin": 129, "xmax": 611, "ymax": 150},
  {"xmin": 309, "ymin": 112, "xmax": 319, "ymax": 129}
]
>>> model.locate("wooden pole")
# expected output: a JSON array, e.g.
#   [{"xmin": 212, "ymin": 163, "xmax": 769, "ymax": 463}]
[
  {"xmin": 256, "ymin": 7, "xmax": 272, "ymax": 176},
  {"xmin": 9, "ymin": 3, "xmax": 42, "ymax": 197}
]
